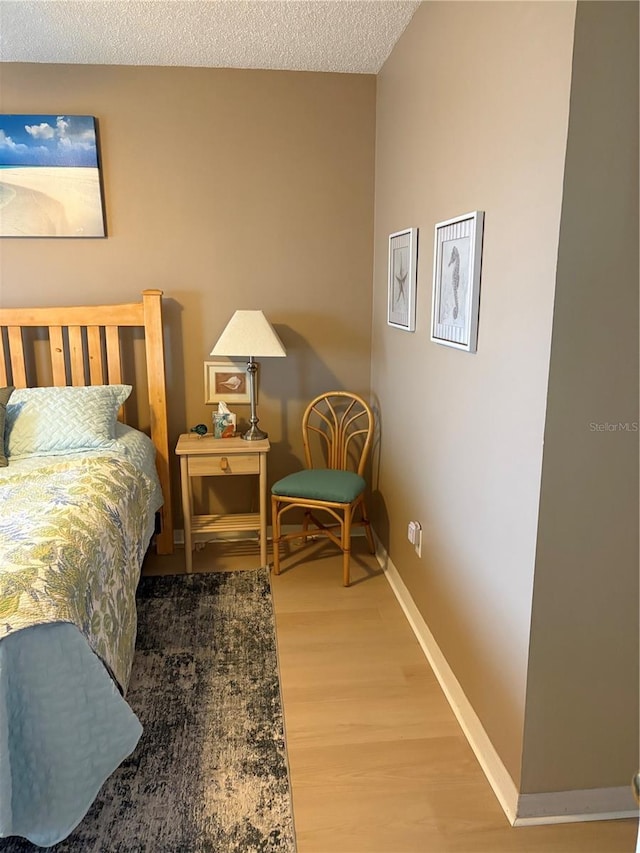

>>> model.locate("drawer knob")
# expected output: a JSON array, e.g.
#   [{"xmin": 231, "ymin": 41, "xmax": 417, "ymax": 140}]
[{"xmin": 220, "ymin": 456, "xmax": 229, "ymax": 471}]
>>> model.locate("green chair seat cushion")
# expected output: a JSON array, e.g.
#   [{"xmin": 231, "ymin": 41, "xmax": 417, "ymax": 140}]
[{"xmin": 272, "ymin": 469, "xmax": 366, "ymax": 504}]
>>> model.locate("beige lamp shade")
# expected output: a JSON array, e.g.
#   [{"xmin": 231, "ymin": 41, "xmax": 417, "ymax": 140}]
[{"xmin": 210, "ymin": 310, "xmax": 286, "ymax": 358}]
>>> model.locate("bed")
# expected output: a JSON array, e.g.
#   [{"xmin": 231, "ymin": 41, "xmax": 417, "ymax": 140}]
[{"xmin": 0, "ymin": 290, "xmax": 173, "ymax": 847}]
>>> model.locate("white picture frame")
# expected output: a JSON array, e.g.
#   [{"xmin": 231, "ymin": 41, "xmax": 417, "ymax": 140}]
[
  {"xmin": 204, "ymin": 360, "xmax": 251, "ymax": 404},
  {"xmin": 431, "ymin": 211, "xmax": 484, "ymax": 352},
  {"xmin": 387, "ymin": 227, "xmax": 418, "ymax": 332}
]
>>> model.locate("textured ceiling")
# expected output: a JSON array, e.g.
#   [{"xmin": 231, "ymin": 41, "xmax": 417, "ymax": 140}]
[{"xmin": 0, "ymin": 1, "xmax": 421, "ymax": 74}]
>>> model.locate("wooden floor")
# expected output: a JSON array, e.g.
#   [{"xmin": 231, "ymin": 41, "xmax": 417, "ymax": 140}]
[{"xmin": 144, "ymin": 539, "xmax": 638, "ymax": 853}]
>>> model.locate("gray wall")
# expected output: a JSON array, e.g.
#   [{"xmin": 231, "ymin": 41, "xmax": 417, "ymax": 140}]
[
  {"xmin": 521, "ymin": 0, "xmax": 639, "ymax": 792},
  {"xmin": 371, "ymin": 0, "xmax": 576, "ymax": 786},
  {"xmin": 372, "ymin": 0, "xmax": 639, "ymax": 794}
]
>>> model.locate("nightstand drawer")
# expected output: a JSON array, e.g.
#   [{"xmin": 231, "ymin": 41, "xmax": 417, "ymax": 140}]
[{"xmin": 188, "ymin": 453, "xmax": 260, "ymax": 477}]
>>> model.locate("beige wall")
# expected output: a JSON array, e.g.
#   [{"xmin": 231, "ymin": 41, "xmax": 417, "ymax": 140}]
[
  {"xmin": 0, "ymin": 64, "xmax": 376, "ymax": 520},
  {"xmin": 521, "ymin": 0, "xmax": 639, "ymax": 792},
  {"xmin": 372, "ymin": 1, "xmax": 576, "ymax": 785}
]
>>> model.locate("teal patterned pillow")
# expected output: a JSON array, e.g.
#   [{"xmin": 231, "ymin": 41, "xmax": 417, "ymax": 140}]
[
  {"xmin": 0, "ymin": 386, "xmax": 15, "ymax": 466},
  {"xmin": 5, "ymin": 385, "xmax": 131, "ymax": 460}
]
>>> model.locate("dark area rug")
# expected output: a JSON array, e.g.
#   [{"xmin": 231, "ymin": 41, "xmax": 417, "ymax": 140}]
[{"xmin": 2, "ymin": 569, "xmax": 297, "ymax": 853}]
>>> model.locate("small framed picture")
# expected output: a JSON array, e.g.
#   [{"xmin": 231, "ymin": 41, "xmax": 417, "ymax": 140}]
[
  {"xmin": 431, "ymin": 211, "xmax": 484, "ymax": 353},
  {"xmin": 387, "ymin": 227, "xmax": 418, "ymax": 332},
  {"xmin": 204, "ymin": 360, "xmax": 251, "ymax": 404}
]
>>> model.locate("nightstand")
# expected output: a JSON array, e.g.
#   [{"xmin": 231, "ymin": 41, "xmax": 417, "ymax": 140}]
[{"xmin": 175, "ymin": 434, "xmax": 270, "ymax": 572}]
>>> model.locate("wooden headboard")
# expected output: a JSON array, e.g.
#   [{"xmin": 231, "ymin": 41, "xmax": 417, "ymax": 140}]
[{"xmin": 0, "ymin": 288, "xmax": 173, "ymax": 555}]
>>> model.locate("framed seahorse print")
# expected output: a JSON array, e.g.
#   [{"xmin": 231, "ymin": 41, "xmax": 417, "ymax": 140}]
[
  {"xmin": 431, "ymin": 211, "xmax": 484, "ymax": 352},
  {"xmin": 387, "ymin": 227, "xmax": 418, "ymax": 332}
]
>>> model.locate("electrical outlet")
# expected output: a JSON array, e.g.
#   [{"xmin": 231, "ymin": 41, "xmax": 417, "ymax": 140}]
[{"xmin": 407, "ymin": 521, "xmax": 422, "ymax": 557}]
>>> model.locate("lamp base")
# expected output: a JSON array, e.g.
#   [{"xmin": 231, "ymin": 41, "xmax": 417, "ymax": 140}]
[
  {"xmin": 242, "ymin": 424, "xmax": 268, "ymax": 441},
  {"xmin": 242, "ymin": 358, "xmax": 267, "ymax": 440}
]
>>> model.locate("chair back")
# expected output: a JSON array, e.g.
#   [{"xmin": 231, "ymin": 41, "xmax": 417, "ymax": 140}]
[{"xmin": 302, "ymin": 391, "xmax": 373, "ymax": 476}]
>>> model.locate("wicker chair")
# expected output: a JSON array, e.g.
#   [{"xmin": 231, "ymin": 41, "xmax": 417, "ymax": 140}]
[{"xmin": 271, "ymin": 391, "xmax": 375, "ymax": 586}]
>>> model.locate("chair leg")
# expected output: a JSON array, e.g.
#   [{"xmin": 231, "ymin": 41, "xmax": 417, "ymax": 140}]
[
  {"xmin": 271, "ymin": 495, "xmax": 281, "ymax": 575},
  {"xmin": 342, "ymin": 508, "xmax": 352, "ymax": 587},
  {"xmin": 301, "ymin": 509, "xmax": 314, "ymax": 544}
]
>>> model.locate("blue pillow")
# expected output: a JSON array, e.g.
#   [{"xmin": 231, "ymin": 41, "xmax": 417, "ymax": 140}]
[
  {"xmin": 0, "ymin": 386, "xmax": 15, "ymax": 467},
  {"xmin": 5, "ymin": 385, "xmax": 131, "ymax": 460}
]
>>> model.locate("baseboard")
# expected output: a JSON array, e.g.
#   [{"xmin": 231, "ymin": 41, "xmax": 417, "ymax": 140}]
[
  {"xmin": 374, "ymin": 536, "xmax": 638, "ymax": 827},
  {"xmin": 514, "ymin": 787, "xmax": 638, "ymax": 826},
  {"xmin": 374, "ymin": 537, "xmax": 520, "ymax": 824}
]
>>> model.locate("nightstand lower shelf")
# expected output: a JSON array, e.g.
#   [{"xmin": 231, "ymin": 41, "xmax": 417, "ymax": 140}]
[{"xmin": 191, "ymin": 512, "xmax": 261, "ymax": 536}]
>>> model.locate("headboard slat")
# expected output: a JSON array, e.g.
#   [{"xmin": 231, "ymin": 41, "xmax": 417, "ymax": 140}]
[
  {"xmin": 49, "ymin": 327, "xmax": 66, "ymax": 385},
  {"xmin": 7, "ymin": 328, "xmax": 26, "ymax": 388},
  {"xmin": 87, "ymin": 326, "xmax": 104, "ymax": 385},
  {"xmin": 105, "ymin": 326, "xmax": 122, "ymax": 384},
  {"xmin": 68, "ymin": 326, "xmax": 85, "ymax": 386},
  {"xmin": 0, "ymin": 333, "xmax": 7, "ymax": 386}
]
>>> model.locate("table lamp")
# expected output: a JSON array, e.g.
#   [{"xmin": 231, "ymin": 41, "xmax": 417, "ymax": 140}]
[{"xmin": 209, "ymin": 310, "xmax": 286, "ymax": 441}]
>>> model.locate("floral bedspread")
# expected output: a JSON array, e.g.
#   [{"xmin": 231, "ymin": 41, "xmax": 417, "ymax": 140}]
[{"xmin": 0, "ymin": 454, "xmax": 158, "ymax": 691}]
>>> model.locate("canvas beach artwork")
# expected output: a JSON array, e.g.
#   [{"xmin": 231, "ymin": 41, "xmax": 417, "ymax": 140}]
[{"xmin": 0, "ymin": 115, "xmax": 105, "ymax": 237}]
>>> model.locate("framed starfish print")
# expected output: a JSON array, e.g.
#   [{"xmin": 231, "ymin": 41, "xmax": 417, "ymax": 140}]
[{"xmin": 387, "ymin": 227, "xmax": 418, "ymax": 331}]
